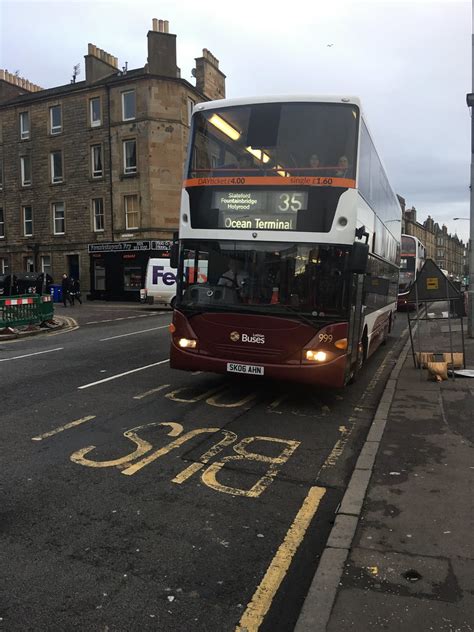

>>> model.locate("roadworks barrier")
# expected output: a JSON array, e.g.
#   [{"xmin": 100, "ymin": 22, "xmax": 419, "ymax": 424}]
[{"xmin": 0, "ymin": 294, "xmax": 54, "ymax": 329}]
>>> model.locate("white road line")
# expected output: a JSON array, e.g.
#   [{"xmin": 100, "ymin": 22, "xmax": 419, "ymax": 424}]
[
  {"xmin": 78, "ymin": 359, "xmax": 169, "ymax": 389},
  {"xmin": 32, "ymin": 415, "xmax": 96, "ymax": 441},
  {"xmin": 100, "ymin": 324, "xmax": 170, "ymax": 342},
  {"xmin": 0, "ymin": 347, "xmax": 64, "ymax": 362},
  {"xmin": 133, "ymin": 383, "xmax": 171, "ymax": 400}
]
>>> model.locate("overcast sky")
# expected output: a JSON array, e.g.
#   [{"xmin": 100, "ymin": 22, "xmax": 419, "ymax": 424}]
[{"xmin": 1, "ymin": 0, "xmax": 471, "ymax": 242}]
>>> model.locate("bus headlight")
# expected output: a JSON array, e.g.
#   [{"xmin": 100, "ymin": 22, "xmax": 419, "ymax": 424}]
[
  {"xmin": 178, "ymin": 338, "xmax": 197, "ymax": 349},
  {"xmin": 305, "ymin": 350, "xmax": 327, "ymax": 362}
]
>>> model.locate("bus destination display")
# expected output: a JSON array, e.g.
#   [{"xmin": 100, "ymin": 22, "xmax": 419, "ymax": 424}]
[{"xmin": 212, "ymin": 190, "xmax": 308, "ymax": 231}]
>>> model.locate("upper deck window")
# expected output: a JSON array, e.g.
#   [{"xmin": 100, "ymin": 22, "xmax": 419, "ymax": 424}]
[
  {"xmin": 186, "ymin": 102, "xmax": 358, "ymax": 232},
  {"xmin": 401, "ymin": 236, "xmax": 416, "ymax": 254},
  {"xmin": 188, "ymin": 102, "xmax": 358, "ymax": 180}
]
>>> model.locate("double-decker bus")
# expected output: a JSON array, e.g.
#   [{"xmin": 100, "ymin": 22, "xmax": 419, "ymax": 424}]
[
  {"xmin": 169, "ymin": 96, "xmax": 401, "ymax": 387},
  {"xmin": 397, "ymin": 234, "xmax": 426, "ymax": 309}
]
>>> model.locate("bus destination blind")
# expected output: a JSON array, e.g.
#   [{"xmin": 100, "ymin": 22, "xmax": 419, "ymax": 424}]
[{"xmin": 212, "ymin": 190, "xmax": 308, "ymax": 230}]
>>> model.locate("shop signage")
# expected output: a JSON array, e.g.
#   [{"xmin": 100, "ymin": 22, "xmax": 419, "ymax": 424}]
[{"xmin": 88, "ymin": 240, "xmax": 171, "ymax": 254}]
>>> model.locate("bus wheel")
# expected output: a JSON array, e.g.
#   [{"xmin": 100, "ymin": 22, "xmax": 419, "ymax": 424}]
[
  {"xmin": 381, "ymin": 315, "xmax": 391, "ymax": 345},
  {"xmin": 170, "ymin": 297, "xmax": 176, "ymax": 309},
  {"xmin": 358, "ymin": 331, "xmax": 368, "ymax": 370},
  {"xmin": 348, "ymin": 332, "xmax": 368, "ymax": 384}
]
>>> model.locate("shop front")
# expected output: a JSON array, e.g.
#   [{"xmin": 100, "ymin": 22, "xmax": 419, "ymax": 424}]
[{"xmin": 88, "ymin": 240, "xmax": 171, "ymax": 301}]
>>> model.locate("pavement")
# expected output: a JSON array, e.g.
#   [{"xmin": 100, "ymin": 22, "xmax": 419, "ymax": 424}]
[{"xmin": 295, "ymin": 306, "xmax": 474, "ymax": 632}]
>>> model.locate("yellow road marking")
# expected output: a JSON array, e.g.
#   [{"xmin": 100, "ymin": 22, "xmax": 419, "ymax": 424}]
[
  {"xmin": 206, "ymin": 390, "xmax": 257, "ymax": 408},
  {"xmin": 165, "ymin": 384, "xmax": 224, "ymax": 403},
  {"xmin": 121, "ymin": 427, "xmax": 220, "ymax": 476},
  {"xmin": 32, "ymin": 415, "xmax": 96, "ymax": 441},
  {"xmin": 267, "ymin": 394, "xmax": 288, "ymax": 414},
  {"xmin": 321, "ymin": 424, "xmax": 352, "ymax": 469},
  {"xmin": 70, "ymin": 422, "xmax": 182, "ymax": 469},
  {"xmin": 236, "ymin": 486, "xmax": 326, "ymax": 632},
  {"xmin": 171, "ymin": 462, "xmax": 205, "ymax": 484},
  {"xmin": 172, "ymin": 430, "xmax": 238, "ymax": 484},
  {"xmin": 202, "ymin": 436, "xmax": 300, "ymax": 498},
  {"xmin": 133, "ymin": 384, "xmax": 171, "ymax": 400}
]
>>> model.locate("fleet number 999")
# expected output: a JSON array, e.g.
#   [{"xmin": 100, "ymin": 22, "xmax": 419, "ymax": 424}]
[{"xmin": 318, "ymin": 333, "xmax": 333, "ymax": 343}]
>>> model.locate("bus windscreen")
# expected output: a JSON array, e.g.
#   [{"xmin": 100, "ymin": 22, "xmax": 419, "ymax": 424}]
[{"xmin": 178, "ymin": 240, "xmax": 351, "ymax": 320}]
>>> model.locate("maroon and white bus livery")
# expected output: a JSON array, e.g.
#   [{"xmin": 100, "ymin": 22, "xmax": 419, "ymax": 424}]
[{"xmin": 169, "ymin": 96, "xmax": 401, "ymax": 387}]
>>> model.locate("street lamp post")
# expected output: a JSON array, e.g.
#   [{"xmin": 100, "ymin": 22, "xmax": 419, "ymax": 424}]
[
  {"xmin": 467, "ymin": 84, "xmax": 474, "ymax": 335},
  {"xmin": 467, "ymin": 6, "xmax": 474, "ymax": 337}
]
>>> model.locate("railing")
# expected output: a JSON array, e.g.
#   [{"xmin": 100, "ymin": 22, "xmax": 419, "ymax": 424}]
[{"xmin": 0, "ymin": 294, "xmax": 54, "ymax": 328}]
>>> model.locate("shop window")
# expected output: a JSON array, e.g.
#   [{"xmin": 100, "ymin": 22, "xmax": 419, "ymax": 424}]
[
  {"xmin": 94, "ymin": 261, "xmax": 106, "ymax": 291},
  {"xmin": 123, "ymin": 266, "xmax": 141, "ymax": 291}
]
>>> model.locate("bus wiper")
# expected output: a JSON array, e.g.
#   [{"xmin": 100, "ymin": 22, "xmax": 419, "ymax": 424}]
[{"xmin": 272, "ymin": 304, "xmax": 319, "ymax": 328}]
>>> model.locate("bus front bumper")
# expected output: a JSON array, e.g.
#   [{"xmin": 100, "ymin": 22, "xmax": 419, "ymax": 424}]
[{"xmin": 169, "ymin": 344, "xmax": 348, "ymax": 388}]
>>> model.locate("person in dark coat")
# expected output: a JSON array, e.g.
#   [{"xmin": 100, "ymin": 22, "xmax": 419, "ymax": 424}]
[
  {"xmin": 69, "ymin": 278, "xmax": 82, "ymax": 305},
  {"xmin": 35, "ymin": 273, "xmax": 44, "ymax": 295},
  {"xmin": 36, "ymin": 273, "xmax": 53, "ymax": 296},
  {"xmin": 61, "ymin": 273, "xmax": 73, "ymax": 306},
  {"xmin": 4, "ymin": 274, "xmax": 18, "ymax": 296}
]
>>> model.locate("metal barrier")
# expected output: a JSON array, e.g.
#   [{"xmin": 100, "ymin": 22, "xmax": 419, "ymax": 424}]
[{"xmin": 0, "ymin": 295, "xmax": 54, "ymax": 328}]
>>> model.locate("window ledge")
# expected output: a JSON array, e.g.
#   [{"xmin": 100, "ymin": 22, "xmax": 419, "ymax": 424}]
[{"xmin": 120, "ymin": 172, "xmax": 139, "ymax": 180}]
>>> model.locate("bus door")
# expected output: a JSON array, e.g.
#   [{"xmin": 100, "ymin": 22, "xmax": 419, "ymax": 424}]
[{"xmin": 348, "ymin": 274, "xmax": 365, "ymax": 373}]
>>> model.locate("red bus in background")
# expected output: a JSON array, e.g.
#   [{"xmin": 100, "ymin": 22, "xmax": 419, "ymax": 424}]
[{"xmin": 397, "ymin": 235, "xmax": 426, "ymax": 309}]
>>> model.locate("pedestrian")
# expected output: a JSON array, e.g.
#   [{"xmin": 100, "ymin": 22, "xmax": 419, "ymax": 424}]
[
  {"xmin": 61, "ymin": 273, "xmax": 73, "ymax": 307},
  {"xmin": 70, "ymin": 277, "xmax": 82, "ymax": 305},
  {"xmin": 35, "ymin": 273, "xmax": 44, "ymax": 295}
]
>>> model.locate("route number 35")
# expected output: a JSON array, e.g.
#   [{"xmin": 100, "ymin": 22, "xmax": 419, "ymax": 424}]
[
  {"xmin": 318, "ymin": 333, "xmax": 333, "ymax": 343},
  {"xmin": 278, "ymin": 193, "xmax": 304, "ymax": 212}
]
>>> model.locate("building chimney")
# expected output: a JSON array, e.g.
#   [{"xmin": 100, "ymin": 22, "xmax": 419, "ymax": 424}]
[
  {"xmin": 147, "ymin": 18, "xmax": 179, "ymax": 78},
  {"xmin": 194, "ymin": 48, "xmax": 226, "ymax": 100},
  {"xmin": 0, "ymin": 68, "xmax": 43, "ymax": 103},
  {"xmin": 85, "ymin": 43, "xmax": 118, "ymax": 84}
]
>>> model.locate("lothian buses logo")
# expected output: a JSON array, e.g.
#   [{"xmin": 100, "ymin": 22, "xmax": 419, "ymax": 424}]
[{"xmin": 230, "ymin": 331, "xmax": 265, "ymax": 344}]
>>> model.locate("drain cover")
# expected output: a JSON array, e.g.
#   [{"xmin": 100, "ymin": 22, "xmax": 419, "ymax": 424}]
[{"xmin": 402, "ymin": 569, "xmax": 422, "ymax": 582}]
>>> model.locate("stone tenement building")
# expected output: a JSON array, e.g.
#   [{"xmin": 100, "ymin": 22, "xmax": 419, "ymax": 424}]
[
  {"xmin": 0, "ymin": 19, "xmax": 225, "ymax": 300},
  {"xmin": 401, "ymin": 203, "xmax": 468, "ymax": 281}
]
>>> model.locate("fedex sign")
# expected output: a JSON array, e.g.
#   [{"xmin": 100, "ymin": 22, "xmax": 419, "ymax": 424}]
[{"xmin": 152, "ymin": 265, "xmax": 177, "ymax": 286}]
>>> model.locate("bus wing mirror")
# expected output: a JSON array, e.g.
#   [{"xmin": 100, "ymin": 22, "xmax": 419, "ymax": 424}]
[
  {"xmin": 170, "ymin": 244, "xmax": 179, "ymax": 269},
  {"xmin": 170, "ymin": 232, "xmax": 179, "ymax": 269},
  {"xmin": 350, "ymin": 242, "xmax": 369, "ymax": 273}
]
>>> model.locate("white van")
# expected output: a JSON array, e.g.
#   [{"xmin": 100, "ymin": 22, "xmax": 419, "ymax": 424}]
[{"xmin": 140, "ymin": 258, "xmax": 177, "ymax": 308}]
